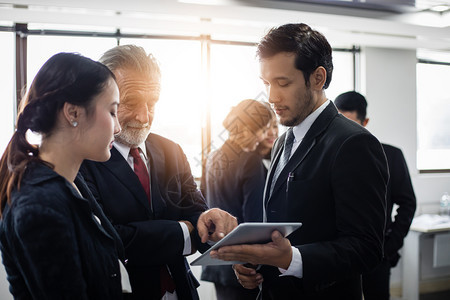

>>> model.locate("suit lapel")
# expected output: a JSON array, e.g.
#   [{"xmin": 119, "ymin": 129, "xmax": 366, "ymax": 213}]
[
  {"xmin": 268, "ymin": 137, "xmax": 316, "ymax": 202},
  {"xmin": 265, "ymin": 102, "xmax": 338, "ymax": 206},
  {"xmin": 263, "ymin": 137, "xmax": 283, "ymax": 204},
  {"xmin": 102, "ymin": 147, "xmax": 152, "ymax": 214},
  {"xmin": 263, "ymin": 136, "xmax": 284, "ymax": 221},
  {"xmin": 73, "ymin": 175, "xmax": 114, "ymax": 239},
  {"xmin": 145, "ymin": 136, "xmax": 166, "ymax": 217}
]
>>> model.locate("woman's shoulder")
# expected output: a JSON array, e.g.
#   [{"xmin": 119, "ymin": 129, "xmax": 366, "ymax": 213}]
[
  {"xmin": 3, "ymin": 180, "xmax": 74, "ymax": 236},
  {"xmin": 10, "ymin": 172, "xmax": 71, "ymax": 216}
]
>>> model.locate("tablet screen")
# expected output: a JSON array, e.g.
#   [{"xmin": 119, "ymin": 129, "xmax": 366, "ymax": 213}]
[{"xmin": 191, "ymin": 222, "xmax": 302, "ymax": 266}]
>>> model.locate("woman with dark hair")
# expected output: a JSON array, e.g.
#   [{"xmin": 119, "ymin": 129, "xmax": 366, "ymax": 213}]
[
  {"xmin": 0, "ymin": 52, "xmax": 127, "ymax": 299},
  {"xmin": 201, "ymin": 99, "xmax": 272, "ymax": 300}
]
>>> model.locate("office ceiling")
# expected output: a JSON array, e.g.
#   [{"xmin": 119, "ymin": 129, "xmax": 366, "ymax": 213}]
[
  {"xmin": 262, "ymin": 0, "xmax": 449, "ymax": 13},
  {"xmin": 0, "ymin": 0, "xmax": 449, "ymax": 51}
]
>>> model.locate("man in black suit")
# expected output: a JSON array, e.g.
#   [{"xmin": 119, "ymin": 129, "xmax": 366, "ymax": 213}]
[
  {"xmin": 334, "ymin": 91, "xmax": 416, "ymax": 300},
  {"xmin": 212, "ymin": 23, "xmax": 389, "ymax": 299},
  {"xmin": 80, "ymin": 45, "xmax": 237, "ymax": 300}
]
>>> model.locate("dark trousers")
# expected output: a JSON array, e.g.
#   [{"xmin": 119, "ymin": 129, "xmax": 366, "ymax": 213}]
[
  {"xmin": 362, "ymin": 259, "xmax": 391, "ymax": 300},
  {"xmin": 215, "ymin": 283, "xmax": 259, "ymax": 300}
]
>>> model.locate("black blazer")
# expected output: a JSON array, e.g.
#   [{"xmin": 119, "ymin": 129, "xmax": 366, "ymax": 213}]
[
  {"xmin": 200, "ymin": 140, "xmax": 264, "ymax": 286},
  {"xmin": 204, "ymin": 140, "xmax": 264, "ymax": 224},
  {"xmin": 381, "ymin": 144, "xmax": 416, "ymax": 266},
  {"xmin": 0, "ymin": 163, "xmax": 124, "ymax": 299},
  {"xmin": 259, "ymin": 102, "xmax": 388, "ymax": 300},
  {"xmin": 80, "ymin": 133, "xmax": 208, "ymax": 300}
]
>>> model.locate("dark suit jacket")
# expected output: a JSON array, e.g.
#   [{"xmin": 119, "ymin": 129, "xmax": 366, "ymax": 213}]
[
  {"xmin": 80, "ymin": 133, "xmax": 209, "ymax": 300},
  {"xmin": 200, "ymin": 140, "xmax": 264, "ymax": 286},
  {"xmin": 381, "ymin": 144, "xmax": 416, "ymax": 266},
  {"xmin": 259, "ymin": 102, "xmax": 388, "ymax": 300},
  {"xmin": 204, "ymin": 140, "xmax": 264, "ymax": 224},
  {"xmin": 0, "ymin": 163, "xmax": 124, "ymax": 299}
]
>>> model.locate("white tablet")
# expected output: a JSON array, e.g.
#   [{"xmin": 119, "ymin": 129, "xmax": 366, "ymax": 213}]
[{"xmin": 190, "ymin": 222, "xmax": 302, "ymax": 266}]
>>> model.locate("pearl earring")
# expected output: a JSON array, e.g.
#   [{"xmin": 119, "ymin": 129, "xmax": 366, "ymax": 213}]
[{"xmin": 72, "ymin": 121, "xmax": 78, "ymax": 127}]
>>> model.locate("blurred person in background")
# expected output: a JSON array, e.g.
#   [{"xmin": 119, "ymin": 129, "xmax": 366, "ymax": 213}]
[
  {"xmin": 334, "ymin": 90, "xmax": 416, "ymax": 300},
  {"xmin": 0, "ymin": 52, "xmax": 128, "ymax": 299},
  {"xmin": 256, "ymin": 102, "xmax": 279, "ymax": 174},
  {"xmin": 201, "ymin": 99, "xmax": 272, "ymax": 300}
]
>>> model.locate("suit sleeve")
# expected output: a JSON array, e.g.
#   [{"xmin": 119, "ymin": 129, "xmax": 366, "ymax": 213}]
[
  {"xmin": 167, "ymin": 144, "xmax": 209, "ymax": 253},
  {"xmin": 385, "ymin": 147, "xmax": 416, "ymax": 259},
  {"xmin": 124, "ymin": 220, "xmax": 187, "ymax": 265},
  {"xmin": 298, "ymin": 133, "xmax": 388, "ymax": 285},
  {"xmin": 81, "ymin": 141, "xmax": 209, "ymax": 264},
  {"xmin": 80, "ymin": 163, "xmax": 185, "ymax": 266}
]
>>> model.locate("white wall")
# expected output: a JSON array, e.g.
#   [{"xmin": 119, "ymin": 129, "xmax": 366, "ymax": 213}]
[
  {"xmin": 362, "ymin": 46, "xmax": 450, "ymax": 286},
  {"xmin": 363, "ymin": 47, "xmax": 417, "ymax": 172},
  {"xmin": 0, "ymin": 263, "xmax": 11, "ymax": 300},
  {"xmin": 363, "ymin": 46, "xmax": 450, "ymax": 209}
]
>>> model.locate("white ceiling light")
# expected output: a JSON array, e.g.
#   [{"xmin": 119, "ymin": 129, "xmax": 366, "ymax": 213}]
[
  {"xmin": 178, "ymin": 0, "xmax": 233, "ymax": 5},
  {"xmin": 429, "ymin": 5, "xmax": 450, "ymax": 12}
]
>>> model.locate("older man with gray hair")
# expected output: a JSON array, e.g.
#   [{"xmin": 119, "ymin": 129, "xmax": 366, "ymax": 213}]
[{"xmin": 80, "ymin": 45, "xmax": 237, "ymax": 300}]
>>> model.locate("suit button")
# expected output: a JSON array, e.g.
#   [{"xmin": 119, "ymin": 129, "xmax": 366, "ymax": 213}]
[{"xmin": 110, "ymin": 273, "xmax": 117, "ymax": 278}]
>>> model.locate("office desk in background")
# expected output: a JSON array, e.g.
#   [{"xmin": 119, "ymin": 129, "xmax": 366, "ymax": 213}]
[{"xmin": 402, "ymin": 214, "xmax": 450, "ymax": 300}]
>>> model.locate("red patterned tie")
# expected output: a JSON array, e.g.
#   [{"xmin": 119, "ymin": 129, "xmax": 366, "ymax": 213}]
[
  {"xmin": 129, "ymin": 148, "xmax": 150, "ymax": 203},
  {"xmin": 160, "ymin": 267, "xmax": 176, "ymax": 297},
  {"xmin": 130, "ymin": 148, "xmax": 175, "ymax": 295}
]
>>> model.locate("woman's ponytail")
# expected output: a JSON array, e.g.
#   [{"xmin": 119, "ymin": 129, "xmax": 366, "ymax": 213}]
[{"xmin": 0, "ymin": 112, "xmax": 40, "ymax": 216}]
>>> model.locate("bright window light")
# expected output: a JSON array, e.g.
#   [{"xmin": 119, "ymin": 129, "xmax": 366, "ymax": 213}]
[
  {"xmin": 0, "ymin": 32, "xmax": 15, "ymax": 155},
  {"xmin": 417, "ymin": 62, "xmax": 450, "ymax": 170},
  {"xmin": 327, "ymin": 51, "xmax": 355, "ymax": 102},
  {"xmin": 209, "ymin": 44, "xmax": 264, "ymax": 150},
  {"xmin": 27, "ymin": 35, "xmax": 117, "ymax": 84},
  {"xmin": 120, "ymin": 38, "xmax": 204, "ymax": 177}
]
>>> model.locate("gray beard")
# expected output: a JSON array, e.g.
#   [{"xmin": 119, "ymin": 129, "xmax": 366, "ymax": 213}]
[{"xmin": 115, "ymin": 127, "xmax": 150, "ymax": 148}]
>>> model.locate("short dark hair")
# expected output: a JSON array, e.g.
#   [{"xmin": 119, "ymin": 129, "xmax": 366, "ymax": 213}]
[
  {"xmin": 257, "ymin": 23, "xmax": 333, "ymax": 89},
  {"xmin": 334, "ymin": 91, "xmax": 368, "ymax": 123}
]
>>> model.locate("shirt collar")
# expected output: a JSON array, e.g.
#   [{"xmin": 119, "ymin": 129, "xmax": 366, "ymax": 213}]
[
  {"xmin": 292, "ymin": 99, "xmax": 330, "ymax": 142},
  {"xmin": 113, "ymin": 141, "xmax": 148, "ymax": 161}
]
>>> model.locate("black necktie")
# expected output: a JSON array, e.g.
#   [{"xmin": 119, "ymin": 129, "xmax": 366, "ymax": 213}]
[{"xmin": 269, "ymin": 128, "xmax": 295, "ymax": 196}]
